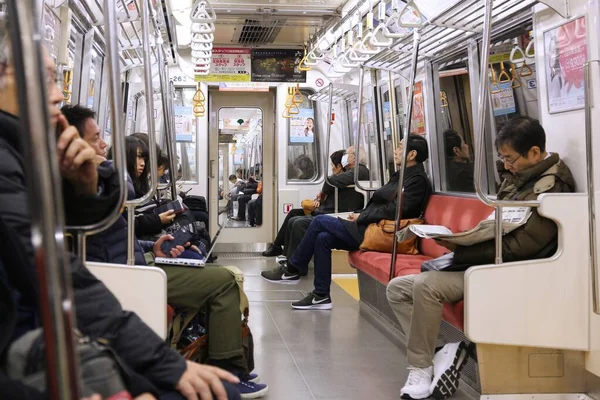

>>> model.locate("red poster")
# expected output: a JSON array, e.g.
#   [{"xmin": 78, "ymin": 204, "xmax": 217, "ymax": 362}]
[{"xmin": 406, "ymin": 81, "xmax": 426, "ymax": 134}]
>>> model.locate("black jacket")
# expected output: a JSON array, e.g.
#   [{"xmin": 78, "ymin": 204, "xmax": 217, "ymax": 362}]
[
  {"xmin": 318, "ymin": 164, "xmax": 370, "ymax": 213},
  {"xmin": 341, "ymin": 163, "xmax": 432, "ymax": 243},
  {"xmin": 446, "ymin": 160, "xmax": 474, "ymax": 192},
  {"xmin": 0, "ymin": 111, "xmax": 186, "ymax": 398}
]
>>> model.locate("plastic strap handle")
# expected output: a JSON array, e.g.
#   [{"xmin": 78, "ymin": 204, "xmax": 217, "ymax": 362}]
[
  {"xmin": 192, "ymin": 33, "xmax": 214, "ymax": 43},
  {"xmin": 510, "ymin": 64, "xmax": 521, "ymax": 88},
  {"xmin": 191, "ymin": 0, "xmax": 216, "ymax": 23},
  {"xmin": 371, "ymin": 23, "xmax": 393, "ymax": 47},
  {"xmin": 497, "ymin": 62, "xmax": 511, "ymax": 83},
  {"xmin": 525, "ymin": 40, "xmax": 535, "ymax": 58},
  {"xmin": 510, "ymin": 46, "xmax": 526, "ymax": 65},
  {"xmin": 191, "ymin": 22, "xmax": 215, "ymax": 34},
  {"xmin": 489, "ymin": 65, "xmax": 502, "ymax": 94},
  {"xmin": 520, "ymin": 59, "xmax": 533, "ymax": 77},
  {"xmin": 298, "ymin": 47, "xmax": 313, "ymax": 71},
  {"xmin": 292, "ymin": 85, "xmax": 304, "ymax": 104}
]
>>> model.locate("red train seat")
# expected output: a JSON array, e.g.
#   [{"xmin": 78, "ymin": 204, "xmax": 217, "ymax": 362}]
[{"xmin": 348, "ymin": 195, "xmax": 493, "ymax": 330}]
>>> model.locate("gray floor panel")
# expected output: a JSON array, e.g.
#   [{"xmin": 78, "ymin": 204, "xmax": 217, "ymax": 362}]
[{"xmin": 220, "ymin": 257, "xmax": 476, "ymax": 400}]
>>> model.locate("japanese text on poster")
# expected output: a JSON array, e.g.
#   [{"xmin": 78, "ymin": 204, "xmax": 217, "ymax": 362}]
[
  {"xmin": 406, "ymin": 81, "xmax": 426, "ymax": 134},
  {"xmin": 290, "ymin": 109, "xmax": 315, "ymax": 143},
  {"xmin": 174, "ymin": 106, "xmax": 194, "ymax": 142},
  {"xmin": 491, "ymin": 82, "xmax": 517, "ymax": 116},
  {"xmin": 251, "ymin": 49, "xmax": 306, "ymax": 83},
  {"xmin": 195, "ymin": 48, "xmax": 251, "ymax": 82},
  {"xmin": 544, "ymin": 16, "xmax": 587, "ymax": 113}
]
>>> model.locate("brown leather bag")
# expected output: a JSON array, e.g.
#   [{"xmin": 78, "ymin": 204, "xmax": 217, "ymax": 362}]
[
  {"xmin": 359, "ymin": 218, "xmax": 424, "ymax": 254},
  {"xmin": 301, "ymin": 199, "xmax": 316, "ymax": 215}
]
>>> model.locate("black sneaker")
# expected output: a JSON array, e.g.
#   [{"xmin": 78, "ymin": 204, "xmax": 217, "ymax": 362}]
[
  {"xmin": 261, "ymin": 265, "xmax": 300, "ymax": 284},
  {"xmin": 430, "ymin": 342, "xmax": 468, "ymax": 400},
  {"xmin": 292, "ymin": 292, "xmax": 332, "ymax": 310},
  {"xmin": 278, "ymin": 259, "xmax": 308, "ymax": 277},
  {"xmin": 262, "ymin": 244, "xmax": 283, "ymax": 257}
]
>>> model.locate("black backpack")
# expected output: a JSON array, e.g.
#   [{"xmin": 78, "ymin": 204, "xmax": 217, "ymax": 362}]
[{"xmin": 182, "ymin": 195, "xmax": 207, "ymax": 213}]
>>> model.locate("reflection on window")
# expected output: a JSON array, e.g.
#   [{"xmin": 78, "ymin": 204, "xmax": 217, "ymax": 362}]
[
  {"xmin": 287, "ymin": 89, "xmax": 319, "ymax": 182},
  {"xmin": 172, "ymin": 87, "xmax": 198, "ymax": 183}
]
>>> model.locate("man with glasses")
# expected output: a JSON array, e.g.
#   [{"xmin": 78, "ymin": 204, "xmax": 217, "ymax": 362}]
[{"xmin": 386, "ymin": 116, "xmax": 575, "ymax": 400}]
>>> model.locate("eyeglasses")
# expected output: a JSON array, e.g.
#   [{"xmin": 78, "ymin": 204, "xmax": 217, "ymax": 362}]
[{"xmin": 497, "ymin": 152, "xmax": 525, "ymax": 166}]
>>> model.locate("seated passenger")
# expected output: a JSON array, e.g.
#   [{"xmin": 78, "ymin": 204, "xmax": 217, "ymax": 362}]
[
  {"xmin": 386, "ymin": 117, "xmax": 575, "ymax": 400},
  {"xmin": 261, "ymin": 135, "xmax": 432, "ymax": 310},
  {"xmin": 291, "ymin": 154, "xmax": 315, "ymax": 179},
  {"xmin": 235, "ymin": 176, "xmax": 259, "ymax": 221},
  {"xmin": 444, "ymin": 129, "xmax": 474, "ymax": 192},
  {"xmin": 59, "ymin": 104, "xmax": 108, "ymax": 164},
  {"xmin": 262, "ymin": 146, "xmax": 369, "ymax": 257},
  {"xmin": 0, "ymin": 28, "xmax": 241, "ymax": 400},
  {"xmin": 247, "ymin": 181, "xmax": 263, "ymax": 227}
]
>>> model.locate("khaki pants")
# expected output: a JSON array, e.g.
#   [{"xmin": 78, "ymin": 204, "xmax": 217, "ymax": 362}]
[
  {"xmin": 159, "ymin": 265, "xmax": 246, "ymax": 371},
  {"xmin": 386, "ymin": 272, "xmax": 465, "ymax": 368}
]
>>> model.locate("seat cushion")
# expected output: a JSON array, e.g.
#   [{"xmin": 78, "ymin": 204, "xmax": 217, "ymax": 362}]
[
  {"xmin": 420, "ymin": 195, "xmax": 494, "ymax": 259},
  {"xmin": 443, "ymin": 301, "xmax": 464, "ymax": 331},
  {"xmin": 349, "ymin": 250, "xmax": 432, "ymax": 284}
]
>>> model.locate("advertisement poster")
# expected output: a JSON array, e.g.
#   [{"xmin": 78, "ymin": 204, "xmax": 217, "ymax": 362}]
[
  {"xmin": 406, "ymin": 81, "xmax": 426, "ymax": 134},
  {"xmin": 544, "ymin": 16, "xmax": 587, "ymax": 113},
  {"xmin": 382, "ymin": 101, "xmax": 391, "ymax": 137},
  {"xmin": 251, "ymin": 49, "xmax": 306, "ymax": 82},
  {"xmin": 290, "ymin": 109, "xmax": 315, "ymax": 143},
  {"xmin": 195, "ymin": 48, "xmax": 251, "ymax": 82},
  {"xmin": 174, "ymin": 106, "xmax": 194, "ymax": 142},
  {"xmin": 491, "ymin": 82, "xmax": 517, "ymax": 116}
]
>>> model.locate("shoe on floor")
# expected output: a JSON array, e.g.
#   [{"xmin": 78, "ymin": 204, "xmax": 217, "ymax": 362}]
[
  {"xmin": 261, "ymin": 265, "xmax": 300, "ymax": 284},
  {"xmin": 262, "ymin": 244, "xmax": 283, "ymax": 257},
  {"xmin": 400, "ymin": 366, "xmax": 433, "ymax": 399},
  {"xmin": 430, "ymin": 342, "xmax": 468, "ymax": 400},
  {"xmin": 248, "ymin": 372, "xmax": 259, "ymax": 383},
  {"xmin": 278, "ymin": 258, "xmax": 308, "ymax": 276},
  {"xmin": 291, "ymin": 291, "xmax": 332, "ymax": 310},
  {"xmin": 237, "ymin": 380, "xmax": 269, "ymax": 399}
]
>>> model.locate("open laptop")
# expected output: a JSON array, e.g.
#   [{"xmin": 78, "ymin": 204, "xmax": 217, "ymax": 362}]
[{"xmin": 154, "ymin": 216, "xmax": 226, "ymax": 268}]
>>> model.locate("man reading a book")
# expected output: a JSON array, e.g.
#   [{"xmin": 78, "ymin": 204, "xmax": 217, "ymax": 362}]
[{"xmin": 386, "ymin": 116, "xmax": 575, "ymax": 400}]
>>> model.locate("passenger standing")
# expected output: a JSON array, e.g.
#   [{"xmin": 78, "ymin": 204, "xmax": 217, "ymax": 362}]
[
  {"xmin": 387, "ymin": 117, "xmax": 575, "ymax": 400},
  {"xmin": 261, "ymin": 135, "xmax": 432, "ymax": 310}
]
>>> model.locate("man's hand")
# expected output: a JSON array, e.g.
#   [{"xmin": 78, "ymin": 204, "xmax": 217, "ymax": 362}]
[
  {"xmin": 153, "ymin": 235, "xmax": 187, "ymax": 258},
  {"xmin": 312, "ymin": 200, "xmax": 320, "ymax": 209},
  {"xmin": 176, "ymin": 360, "xmax": 239, "ymax": 400},
  {"xmin": 160, "ymin": 210, "xmax": 176, "ymax": 224},
  {"xmin": 95, "ymin": 155, "xmax": 107, "ymax": 165},
  {"xmin": 435, "ymin": 239, "xmax": 457, "ymax": 252},
  {"xmin": 347, "ymin": 212, "xmax": 359, "ymax": 221},
  {"xmin": 56, "ymin": 114, "xmax": 98, "ymax": 195}
]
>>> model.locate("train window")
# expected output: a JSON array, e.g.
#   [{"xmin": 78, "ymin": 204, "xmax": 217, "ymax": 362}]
[
  {"xmin": 172, "ymin": 87, "xmax": 198, "ymax": 183},
  {"xmin": 287, "ymin": 89, "xmax": 319, "ymax": 182}
]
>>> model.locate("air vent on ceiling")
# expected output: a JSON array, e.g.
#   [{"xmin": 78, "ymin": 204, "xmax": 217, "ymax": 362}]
[{"xmin": 234, "ymin": 19, "xmax": 285, "ymax": 46}]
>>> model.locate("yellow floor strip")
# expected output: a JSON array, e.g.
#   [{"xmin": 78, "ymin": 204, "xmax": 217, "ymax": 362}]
[{"xmin": 332, "ymin": 275, "xmax": 360, "ymax": 301}]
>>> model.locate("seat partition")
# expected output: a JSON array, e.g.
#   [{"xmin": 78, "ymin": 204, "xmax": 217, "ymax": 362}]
[
  {"xmin": 464, "ymin": 193, "xmax": 590, "ymax": 351},
  {"xmin": 86, "ymin": 262, "xmax": 168, "ymax": 339}
]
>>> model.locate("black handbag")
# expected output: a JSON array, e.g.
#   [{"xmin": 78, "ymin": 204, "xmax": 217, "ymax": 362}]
[{"xmin": 420, "ymin": 252, "xmax": 472, "ymax": 273}]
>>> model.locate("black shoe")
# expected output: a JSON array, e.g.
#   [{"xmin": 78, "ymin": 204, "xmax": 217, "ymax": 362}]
[
  {"xmin": 278, "ymin": 259, "xmax": 308, "ymax": 277},
  {"xmin": 262, "ymin": 244, "xmax": 283, "ymax": 257},
  {"xmin": 291, "ymin": 292, "xmax": 332, "ymax": 310},
  {"xmin": 261, "ymin": 265, "xmax": 300, "ymax": 284},
  {"xmin": 430, "ymin": 342, "xmax": 468, "ymax": 400}
]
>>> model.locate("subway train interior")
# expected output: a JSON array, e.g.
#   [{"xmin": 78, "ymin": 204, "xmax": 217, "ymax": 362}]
[{"xmin": 3, "ymin": 0, "xmax": 600, "ymax": 399}]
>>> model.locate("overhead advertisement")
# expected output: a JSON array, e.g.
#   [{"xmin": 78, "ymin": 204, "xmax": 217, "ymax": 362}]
[
  {"xmin": 289, "ymin": 109, "xmax": 315, "ymax": 144},
  {"xmin": 251, "ymin": 49, "xmax": 306, "ymax": 83},
  {"xmin": 195, "ymin": 48, "xmax": 251, "ymax": 82}
]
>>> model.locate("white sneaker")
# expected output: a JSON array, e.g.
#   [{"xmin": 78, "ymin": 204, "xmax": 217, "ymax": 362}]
[
  {"xmin": 430, "ymin": 342, "xmax": 468, "ymax": 400},
  {"xmin": 400, "ymin": 366, "xmax": 433, "ymax": 399}
]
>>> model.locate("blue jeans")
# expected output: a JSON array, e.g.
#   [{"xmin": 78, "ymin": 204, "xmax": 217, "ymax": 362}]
[
  {"xmin": 159, "ymin": 381, "xmax": 241, "ymax": 400},
  {"xmin": 289, "ymin": 215, "xmax": 360, "ymax": 295}
]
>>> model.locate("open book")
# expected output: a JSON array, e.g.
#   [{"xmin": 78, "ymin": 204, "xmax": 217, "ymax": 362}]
[{"xmin": 397, "ymin": 207, "xmax": 533, "ymax": 246}]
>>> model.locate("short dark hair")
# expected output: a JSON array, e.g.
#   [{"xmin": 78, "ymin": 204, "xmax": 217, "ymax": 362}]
[
  {"xmin": 330, "ymin": 149, "xmax": 345, "ymax": 168},
  {"xmin": 228, "ymin": 174, "xmax": 237, "ymax": 181},
  {"xmin": 495, "ymin": 116, "xmax": 546, "ymax": 154},
  {"xmin": 443, "ymin": 129, "xmax": 462, "ymax": 158},
  {"xmin": 407, "ymin": 134, "xmax": 429, "ymax": 163},
  {"xmin": 60, "ymin": 104, "xmax": 96, "ymax": 138}
]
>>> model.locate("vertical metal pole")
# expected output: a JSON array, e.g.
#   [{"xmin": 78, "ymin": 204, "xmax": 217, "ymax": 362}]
[
  {"xmin": 388, "ymin": 70, "xmax": 399, "ymax": 172},
  {"xmin": 6, "ymin": 0, "xmax": 80, "ymax": 397},
  {"xmin": 389, "ymin": 30, "xmax": 420, "ymax": 281},
  {"xmin": 585, "ymin": 61, "xmax": 599, "ymax": 314},
  {"xmin": 354, "ymin": 66, "xmax": 366, "ymax": 188},
  {"xmin": 472, "ymin": 0, "xmax": 502, "ymax": 263},
  {"xmin": 322, "ymin": 83, "xmax": 337, "ymax": 212},
  {"xmin": 157, "ymin": 47, "xmax": 178, "ymax": 200},
  {"xmin": 126, "ymin": 206, "xmax": 136, "ymax": 265}
]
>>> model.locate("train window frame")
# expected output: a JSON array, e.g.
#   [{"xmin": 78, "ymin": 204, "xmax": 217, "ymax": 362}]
[
  {"xmin": 286, "ymin": 88, "xmax": 322, "ymax": 184},
  {"xmin": 171, "ymin": 86, "xmax": 199, "ymax": 184}
]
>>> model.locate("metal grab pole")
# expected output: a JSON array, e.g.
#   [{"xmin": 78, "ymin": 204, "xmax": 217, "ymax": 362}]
[
  {"xmin": 584, "ymin": 61, "xmax": 600, "ymax": 314},
  {"xmin": 322, "ymin": 83, "xmax": 338, "ymax": 212},
  {"xmin": 388, "ymin": 70, "xmax": 399, "ymax": 172},
  {"xmin": 157, "ymin": 46, "xmax": 178, "ymax": 200},
  {"xmin": 389, "ymin": 30, "xmax": 420, "ymax": 281},
  {"xmin": 167, "ymin": 80, "xmax": 179, "ymax": 190},
  {"xmin": 6, "ymin": 0, "xmax": 81, "ymax": 398},
  {"xmin": 126, "ymin": 0, "xmax": 159, "ymax": 265},
  {"xmin": 354, "ymin": 66, "xmax": 376, "ymax": 192}
]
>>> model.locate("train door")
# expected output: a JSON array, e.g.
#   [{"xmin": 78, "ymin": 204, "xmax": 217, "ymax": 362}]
[{"xmin": 208, "ymin": 90, "xmax": 275, "ymax": 249}]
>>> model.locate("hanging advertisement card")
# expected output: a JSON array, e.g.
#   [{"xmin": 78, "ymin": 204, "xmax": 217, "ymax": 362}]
[
  {"xmin": 251, "ymin": 49, "xmax": 306, "ymax": 82},
  {"xmin": 406, "ymin": 81, "xmax": 426, "ymax": 134},
  {"xmin": 290, "ymin": 109, "xmax": 315, "ymax": 144},
  {"xmin": 195, "ymin": 48, "xmax": 251, "ymax": 82},
  {"xmin": 544, "ymin": 16, "xmax": 588, "ymax": 114},
  {"xmin": 491, "ymin": 82, "xmax": 517, "ymax": 116},
  {"xmin": 174, "ymin": 106, "xmax": 194, "ymax": 142}
]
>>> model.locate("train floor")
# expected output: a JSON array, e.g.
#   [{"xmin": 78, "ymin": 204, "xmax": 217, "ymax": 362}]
[{"xmin": 215, "ymin": 254, "xmax": 477, "ymax": 400}]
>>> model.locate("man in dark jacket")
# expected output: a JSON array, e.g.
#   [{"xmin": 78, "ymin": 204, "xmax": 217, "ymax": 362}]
[
  {"xmin": 261, "ymin": 135, "xmax": 432, "ymax": 309},
  {"xmin": 386, "ymin": 116, "xmax": 575, "ymax": 400},
  {"xmin": 0, "ymin": 23, "xmax": 239, "ymax": 400},
  {"xmin": 262, "ymin": 146, "xmax": 369, "ymax": 257},
  {"xmin": 443, "ymin": 129, "xmax": 474, "ymax": 192}
]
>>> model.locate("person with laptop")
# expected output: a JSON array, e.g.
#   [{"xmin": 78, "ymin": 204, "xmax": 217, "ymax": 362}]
[{"xmin": 61, "ymin": 107, "xmax": 269, "ymax": 398}]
